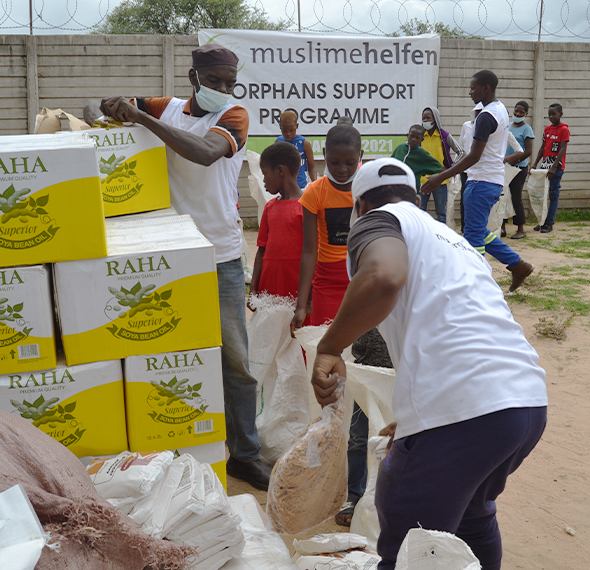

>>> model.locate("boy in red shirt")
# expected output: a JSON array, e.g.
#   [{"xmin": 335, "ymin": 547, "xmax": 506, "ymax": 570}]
[{"xmin": 531, "ymin": 103, "xmax": 570, "ymax": 233}]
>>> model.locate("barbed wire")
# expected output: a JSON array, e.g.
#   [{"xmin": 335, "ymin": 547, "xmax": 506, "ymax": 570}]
[
  {"xmin": 1, "ymin": 0, "xmax": 590, "ymax": 40},
  {"xmin": 270, "ymin": 0, "xmax": 590, "ymax": 40}
]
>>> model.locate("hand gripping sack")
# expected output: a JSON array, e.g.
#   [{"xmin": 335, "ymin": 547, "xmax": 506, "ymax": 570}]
[
  {"xmin": 527, "ymin": 169, "xmax": 550, "ymax": 226},
  {"xmin": 248, "ymin": 294, "xmax": 310, "ymax": 465},
  {"xmin": 266, "ymin": 377, "xmax": 347, "ymax": 535}
]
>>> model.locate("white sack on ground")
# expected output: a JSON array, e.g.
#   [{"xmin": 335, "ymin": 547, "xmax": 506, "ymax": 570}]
[
  {"xmin": 293, "ymin": 533, "xmax": 368, "ymax": 555},
  {"xmin": 446, "ymin": 175, "xmax": 461, "ymax": 230},
  {"xmin": 350, "ymin": 436, "xmax": 390, "ymax": 550},
  {"xmin": 0, "ymin": 484, "xmax": 47, "ymax": 570},
  {"xmin": 395, "ymin": 528, "xmax": 481, "ymax": 570},
  {"xmin": 296, "ymin": 325, "xmax": 395, "ymax": 439},
  {"xmin": 248, "ymin": 294, "xmax": 310, "ymax": 465},
  {"xmin": 223, "ymin": 494, "xmax": 298, "ymax": 570},
  {"xmin": 246, "ymin": 150, "xmax": 274, "ymax": 224},
  {"xmin": 527, "ymin": 169, "xmax": 550, "ymax": 226},
  {"xmin": 266, "ymin": 379, "xmax": 348, "ymax": 535},
  {"xmin": 487, "ymin": 164, "xmax": 521, "ymax": 236}
]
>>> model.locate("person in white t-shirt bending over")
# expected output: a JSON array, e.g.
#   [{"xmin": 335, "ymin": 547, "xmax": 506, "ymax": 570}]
[
  {"xmin": 97, "ymin": 44, "xmax": 270, "ymax": 491},
  {"xmin": 422, "ymin": 70, "xmax": 533, "ymax": 292},
  {"xmin": 310, "ymin": 157, "xmax": 547, "ymax": 570}
]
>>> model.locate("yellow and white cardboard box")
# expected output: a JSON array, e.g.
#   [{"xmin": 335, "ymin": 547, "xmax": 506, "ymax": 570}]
[
  {"xmin": 125, "ymin": 347, "xmax": 226, "ymax": 452},
  {"xmin": 0, "ymin": 133, "xmax": 107, "ymax": 267},
  {"xmin": 88, "ymin": 125, "xmax": 170, "ymax": 217},
  {"xmin": 54, "ymin": 215, "xmax": 221, "ymax": 366},
  {"xmin": 0, "ymin": 357, "xmax": 127, "ymax": 457},
  {"xmin": 0, "ymin": 264, "xmax": 57, "ymax": 375}
]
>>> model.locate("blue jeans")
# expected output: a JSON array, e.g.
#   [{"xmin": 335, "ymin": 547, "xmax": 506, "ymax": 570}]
[
  {"xmin": 420, "ymin": 183, "xmax": 447, "ymax": 223},
  {"xmin": 217, "ymin": 258, "xmax": 261, "ymax": 463},
  {"xmin": 464, "ymin": 180, "xmax": 520, "ymax": 267},
  {"xmin": 348, "ymin": 402, "xmax": 369, "ymax": 502},
  {"xmin": 545, "ymin": 169, "xmax": 564, "ymax": 225},
  {"xmin": 375, "ymin": 406, "xmax": 547, "ymax": 570}
]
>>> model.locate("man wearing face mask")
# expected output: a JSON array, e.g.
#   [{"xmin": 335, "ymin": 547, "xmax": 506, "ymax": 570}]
[{"xmin": 96, "ymin": 44, "xmax": 270, "ymax": 491}]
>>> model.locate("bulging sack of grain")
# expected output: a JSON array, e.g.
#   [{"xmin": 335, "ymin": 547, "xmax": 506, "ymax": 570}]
[{"xmin": 266, "ymin": 377, "xmax": 347, "ymax": 535}]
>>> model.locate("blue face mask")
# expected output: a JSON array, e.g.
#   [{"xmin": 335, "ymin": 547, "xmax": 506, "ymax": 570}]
[
  {"xmin": 325, "ymin": 165, "xmax": 357, "ymax": 185},
  {"xmin": 422, "ymin": 121, "xmax": 434, "ymax": 130},
  {"xmin": 512, "ymin": 115, "xmax": 525, "ymax": 123},
  {"xmin": 193, "ymin": 74, "xmax": 231, "ymax": 113}
]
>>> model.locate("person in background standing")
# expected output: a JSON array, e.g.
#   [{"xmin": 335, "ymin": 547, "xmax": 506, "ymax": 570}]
[
  {"xmin": 502, "ymin": 101, "xmax": 535, "ymax": 239},
  {"xmin": 276, "ymin": 110, "xmax": 317, "ymax": 189},
  {"xmin": 531, "ymin": 103, "xmax": 570, "ymax": 234},
  {"xmin": 419, "ymin": 106, "xmax": 464, "ymax": 223}
]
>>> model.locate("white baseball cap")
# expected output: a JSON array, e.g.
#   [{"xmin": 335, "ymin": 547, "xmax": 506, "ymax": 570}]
[{"xmin": 350, "ymin": 157, "xmax": 416, "ymax": 224}]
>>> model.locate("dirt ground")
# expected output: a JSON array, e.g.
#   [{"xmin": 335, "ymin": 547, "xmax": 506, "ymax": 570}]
[{"xmin": 227, "ymin": 220, "xmax": 590, "ymax": 569}]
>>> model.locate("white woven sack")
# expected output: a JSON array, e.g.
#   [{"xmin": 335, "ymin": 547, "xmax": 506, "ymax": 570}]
[
  {"xmin": 445, "ymin": 175, "xmax": 461, "ymax": 230},
  {"xmin": 527, "ymin": 169, "xmax": 550, "ymax": 226},
  {"xmin": 487, "ymin": 163, "xmax": 521, "ymax": 236},
  {"xmin": 246, "ymin": 150, "xmax": 274, "ymax": 225},
  {"xmin": 248, "ymin": 294, "xmax": 310, "ymax": 465},
  {"xmin": 350, "ymin": 436, "xmax": 389, "ymax": 550},
  {"xmin": 396, "ymin": 528, "xmax": 481, "ymax": 570}
]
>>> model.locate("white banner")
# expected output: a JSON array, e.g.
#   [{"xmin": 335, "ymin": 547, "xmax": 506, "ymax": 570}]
[{"xmin": 198, "ymin": 29, "xmax": 440, "ymax": 142}]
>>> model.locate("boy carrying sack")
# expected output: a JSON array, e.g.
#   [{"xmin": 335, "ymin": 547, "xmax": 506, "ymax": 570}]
[{"xmin": 531, "ymin": 103, "xmax": 570, "ymax": 234}]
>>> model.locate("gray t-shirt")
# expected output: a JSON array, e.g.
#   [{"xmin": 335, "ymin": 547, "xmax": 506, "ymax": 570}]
[{"xmin": 347, "ymin": 209, "xmax": 405, "ymax": 278}]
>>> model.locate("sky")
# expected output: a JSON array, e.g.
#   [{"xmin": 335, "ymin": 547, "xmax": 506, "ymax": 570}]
[{"xmin": 1, "ymin": 0, "xmax": 589, "ymax": 41}]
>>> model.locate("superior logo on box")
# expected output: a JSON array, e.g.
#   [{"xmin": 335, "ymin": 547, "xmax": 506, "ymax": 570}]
[
  {"xmin": 125, "ymin": 347, "xmax": 226, "ymax": 453},
  {"xmin": 88, "ymin": 125, "xmax": 170, "ymax": 217},
  {"xmin": 0, "ymin": 358, "xmax": 127, "ymax": 457},
  {"xmin": 0, "ymin": 133, "xmax": 107, "ymax": 267},
  {"xmin": 0, "ymin": 265, "xmax": 57, "ymax": 375},
  {"xmin": 54, "ymin": 215, "xmax": 221, "ymax": 365}
]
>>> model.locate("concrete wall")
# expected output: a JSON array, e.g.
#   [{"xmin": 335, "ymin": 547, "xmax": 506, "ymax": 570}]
[{"xmin": 1, "ymin": 35, "xmax": 588, "ymax": 224}]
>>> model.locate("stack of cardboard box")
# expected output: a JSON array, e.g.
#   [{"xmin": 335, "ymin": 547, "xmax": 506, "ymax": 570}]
[{"xmin": 0, "ymin": 128, "xmax": 227, "ymax": 487}]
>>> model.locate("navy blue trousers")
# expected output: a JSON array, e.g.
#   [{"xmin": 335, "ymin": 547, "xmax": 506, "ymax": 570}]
[{"xmin": 375, "ymin": 406, "xmax": 547, "ymax": 570}]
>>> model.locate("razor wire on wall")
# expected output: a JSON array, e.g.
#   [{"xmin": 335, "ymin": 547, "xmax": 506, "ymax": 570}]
[{"xmin": 2, "ymin": 0, "xmax": 590, "ymax": 40}]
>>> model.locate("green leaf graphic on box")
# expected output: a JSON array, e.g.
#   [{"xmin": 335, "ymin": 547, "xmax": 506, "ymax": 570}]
[
  {"xmin": 58, "ymin": 405, "xmax": 64, "ymax": 414},
  {"xmin": 36, "ymin": 208, "xmax": 47, "ymax": 215},
  {"xmin": 29, "ymin": 197, "xmax": 36, "ymax": 208},
  {"xmin": 194, "ymin": 382, "xmax": 202, "ymax": 392},
  {"xmin": 13, "ymin": 303, "xmax": 23, "ymax": 312},
  {"xmin": 107, "ymin": 154, "xmax": 116, "ymax": 164},
  {"xmin": 3, "ymin": 185, "xmax": 15, "ymax": 199},
  {"xmin": 65, "ymin": 402, "xmax": 76, "ymax": 413},
  {"xmin": 130, "ymin": 282, "xmax": 142, "ymax": 295},
  {"xmin": 160, "ymin": 290, "xmax": 172, "ymax": 300},
  {"xmin": 129, "ymin": 160, "xmax": 137, "ymax": 169},
  {"xmin": 33, "ymin": 396, "xmax": 44, "ymax": 408},
  {"xmin": 154, "ymin": 292, "xmax": 160, "ymax": 302},
  {"xmin": 36, "ymin": 195, "xmax": 49, "ymax": 207},
  {"xmin": 160, "ymin": 301, "xmax": 171, "ymax": 308},
  {"xmin": 64, "ymin": 414, "xmax": 75, "ymax": 420}
]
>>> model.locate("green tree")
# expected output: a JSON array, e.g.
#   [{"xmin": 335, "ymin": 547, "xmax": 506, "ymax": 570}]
[
  {"xmin": 393, "ymin": 18, "xmax": 484, "ymax": 39},
  {"xmin": 96, "ymin": 0, "xmax": 286, "ymax": 34}
]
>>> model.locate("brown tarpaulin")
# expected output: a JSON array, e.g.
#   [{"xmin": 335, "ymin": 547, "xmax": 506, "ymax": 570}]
[{"xmin": 0, "ymin": 411, "xmax": 194, "ymax": 570}]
